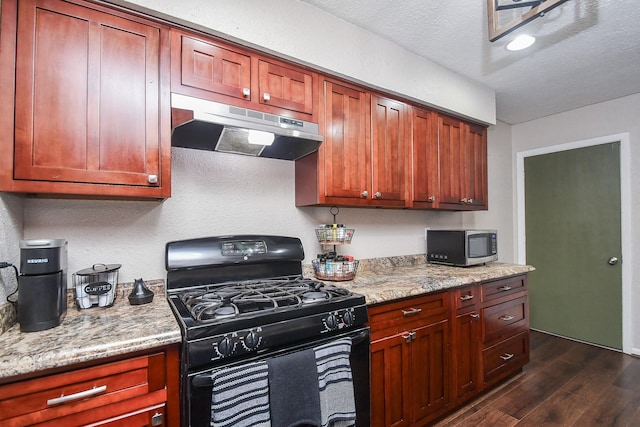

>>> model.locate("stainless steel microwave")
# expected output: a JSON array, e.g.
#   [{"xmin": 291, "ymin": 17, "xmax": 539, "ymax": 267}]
[{"xmin": 427, "ymin": 230, "xmax": 497, "ymax": 267}]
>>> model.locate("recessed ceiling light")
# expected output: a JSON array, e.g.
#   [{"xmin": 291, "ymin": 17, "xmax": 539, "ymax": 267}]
[{"xmin": 506, "ymin": 34, "xmax": 536, "ymax": 51}]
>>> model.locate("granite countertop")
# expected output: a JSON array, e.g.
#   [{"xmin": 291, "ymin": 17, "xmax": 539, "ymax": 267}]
[
  {"xmin": 304, "ymin": 255, "xmax": 535, "ymax": 305},
  {"xmin": 0, "ymin": 281, "xmax": 181, "ymax": 381},
  {"xmin": 0, "ymin": 256, "xmax": 532, "ymax": 383}
]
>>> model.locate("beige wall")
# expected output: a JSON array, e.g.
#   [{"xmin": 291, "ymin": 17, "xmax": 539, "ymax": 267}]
[{"xmin": 0, "ymin": 194, "xmax": 23, "ymax": 303}]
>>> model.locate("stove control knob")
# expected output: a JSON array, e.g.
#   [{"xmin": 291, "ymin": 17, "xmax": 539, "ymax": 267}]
[
  {"xmin": 217, "ymin": 336, "xmax": 236, "ymax": 357},
  {"xmin": 243, "ymin": 331, "xmax": 261, "ymax": 351},
  {"xmin": 325, "ymin": 313, "xmax": 339, "ymax": 331},
  {"xmin": 342, "ymin": 310, "xmax": 355, "ymax": 326}
]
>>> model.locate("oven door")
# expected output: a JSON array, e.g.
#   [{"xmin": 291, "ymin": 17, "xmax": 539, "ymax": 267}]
[{"xmin": 186, "ymin": 327, "xmax": 370, "ymax": 427}]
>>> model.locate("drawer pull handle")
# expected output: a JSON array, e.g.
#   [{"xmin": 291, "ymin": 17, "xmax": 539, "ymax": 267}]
[
  {"xmin": 47, "ymin": 385, "xmax": 107, "ymax": 406},
  {"xmin": 500, "ymin": 353, "xmax": 514, "ymax": 361},
  {"xmin": 402, "ymin": 308, "xmax": 422, "ymax": 317},
  {"xmin": 499, "ymin": 315, "xmax": 515, "ymax": 321},
  {"xmin": 497, "ymin": 286, "xmax": 512, "ymax": 291},
  {"xmin": 460, "ymin": 295, "xmax": 474, "ymax": 301},
  {"xmin": 470, "ymin": 313, "xmax": 480, "ymax": 319}
]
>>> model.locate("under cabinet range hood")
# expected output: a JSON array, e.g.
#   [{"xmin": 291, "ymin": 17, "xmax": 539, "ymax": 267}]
[{"xmin": 171, "ymin": 93, "xmax": 323, "ymax": 160}]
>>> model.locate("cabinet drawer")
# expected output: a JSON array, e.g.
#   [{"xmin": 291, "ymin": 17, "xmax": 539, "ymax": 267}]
[
  {"xmin": 0, "ymin": 352, "xmax": 166, "ymax": 426},
  {"xmin": 483, "ymin": 331, "xmax": 529, "ymax": 385},
  {"xmin": 368, "ymin": 292, "xmax": 449, "ymax": 338},
  {"xmin": 481, "ymin": 275, "xmax": 527, "ymax": 303},
  {"xmin": 453, "ymin": 285, "xmax": 478, "ymax": 311},
  {"xmin": 482, "ymin": 296, "xmax": 528, "ymax": 344}
]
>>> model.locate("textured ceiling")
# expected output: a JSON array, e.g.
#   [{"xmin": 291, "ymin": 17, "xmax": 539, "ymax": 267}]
[{"xmin": 298, "ymin": 0, "xmax": 640, "ymax": 124}]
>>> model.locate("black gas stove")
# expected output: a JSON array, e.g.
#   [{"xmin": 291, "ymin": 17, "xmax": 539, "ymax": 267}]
[
  {"xmin": 166, "ymin": 235, "xmax": 368, "ymax": 367},
  {"xmin": 165, "ymin": 235, "xmax": 370, "ymax": 427}
]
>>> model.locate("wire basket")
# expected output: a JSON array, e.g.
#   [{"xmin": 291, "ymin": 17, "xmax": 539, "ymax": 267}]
[
  {"xmin": 315, "ymin": 227, "xmax": 355, "ymax": 245},
  {"xmin": 312, "ymin": 259, "xmax": 359, "ymax": 281}
]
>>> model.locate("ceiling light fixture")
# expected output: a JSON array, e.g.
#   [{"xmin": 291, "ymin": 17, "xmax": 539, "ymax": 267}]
[
  {"xmin": 506, "ymin": 34, "xmax": 536, "ymax": 51},
  {"xmin": 487, "ymin": 0, "xmax": 570, "ymax": 42}
]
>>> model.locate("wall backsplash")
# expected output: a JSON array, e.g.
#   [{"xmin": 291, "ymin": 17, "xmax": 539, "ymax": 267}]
[{"xmin": 20, "ymin": 147, "xmax": 465, "ymax": 285}]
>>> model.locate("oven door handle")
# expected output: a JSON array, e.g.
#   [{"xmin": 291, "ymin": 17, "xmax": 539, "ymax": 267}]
[{"xmin": 193, "ymin": 373, "xmax": 215, "ymax": 388}]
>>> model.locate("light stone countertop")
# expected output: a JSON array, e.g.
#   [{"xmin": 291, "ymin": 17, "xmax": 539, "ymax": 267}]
[
  {"xmin": 0, "ymin": 256, "xmax": 532, "ymax": 383},
  {"xmin": 0, "ymin": 282, "xmax": 181, "ymax": 382},
  {"xmin": 303, "ymin": 255, "xmax": 535, "ymax": 305}
]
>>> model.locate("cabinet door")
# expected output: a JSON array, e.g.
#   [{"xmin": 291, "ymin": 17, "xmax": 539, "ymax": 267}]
[
  {"xmin": 411, "ymin": 107, "xmax": 439, "ymax": 207},
  {"xmin": 464, "ymin": 123, "xmax": 488, "ymax": 208},
  {"xmin": 258, "ymin": 59, "xmax": 313, "ymax": 115},
  {"xmin": 437, "ymin": 115, "xmax": 465, "ymax": 206},
  {"xmin": 323, "ymin": 80, "xmax": 370, "ymax": 201},
  {"xmin": 13, "ymin": 0, "xmax": 166, "ymax": 191},
  {"xmin": 371, "ymin": 95, "xmax": 406, "ymax": 204},
  {"xmin": 411, "ymin": 320, "xmax": 451, "ymax": 424},
  {"xmin": 453, "ymin": 310, "xmax": 480, "ymax": 403},
  {"xmin": 371, "ymin": 333, "xmax": 412, "ymax": 427},
  {"xmin": 176, "ymin": 32, "xmax": 251, "ymax": 100}
]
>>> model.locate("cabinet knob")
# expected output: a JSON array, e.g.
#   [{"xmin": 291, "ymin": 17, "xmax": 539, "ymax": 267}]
[
  {"xmin": 470, "ymin": 313, "xmax": 480, "ymax": 319},
  {"xmin": 361, "ymin": 190, "xmax": 368, "ymax": 198},
  {"xmin": 467, "ymin": 198, "xmax": 473, "ymax": 204},
  {"xmin": 500, "ymin": 353, "xmax": 515, "ymax": 361},
  {"xmin": 242, "ymin": 87, "xmax": 250, "ymax": 97},
  {"xmin": 374, "ymin": 191, "xmax": 382, "ymax": 199},
  {"xmin": 499, "ymin": 315, "xmax": 515, "ymax": 321},
  {"xmin": 263, "ymin": 92, "xmax": 271, "ymax": 101},
  {"xmin": 460, "ymin": 197, "xmax": 468, "ymax": 203},
  {"xmin": 460, "ymin": 294, "xmax": 474, "ymax": 301},
  {"xmin": 427, "ymin": 195, "xmax": 435, "ymax": 202},
  {"xmin": 148, "ymin": 174, "xmax": 158, "ymax": 184}
]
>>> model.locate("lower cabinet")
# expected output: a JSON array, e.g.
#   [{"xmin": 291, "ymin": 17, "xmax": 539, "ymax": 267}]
[
  {"xmin": 368, "ymin": 274, "xmax": 529, "ymax": 426},
  {"xmin": 369, "ymin": 292, "xmax": 451, "ymax": 427},
  {"xmin": 0, "ymin": 345, "xmax": 179, "ymax": 427}
]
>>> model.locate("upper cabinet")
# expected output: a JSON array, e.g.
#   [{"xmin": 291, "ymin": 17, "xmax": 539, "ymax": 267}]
[
  {"xmin": 296, "ymin": 78, "xmax": 370, "ymax": 206},
  {"xmin": 410, "ymin": 107, "xmax": 439, "ymax": 208},
  {"xmin": 296, "ymin": 77, "xmax": 487, "ymax": 210},
  {"xmin": 0, "ymin": 0, "xmax": 172, "ymax": 199},
  {"xmin": 171, "ymin": 30, "xmax": 316, "ymax": 120},
  {"xmin": 370, "ymin": 95, "xmax": 407, "ymax": 205},
  {"xmin": 437, "ymin": 115, "xmax": 488, "ymax": 210},
  {"xmin": 295, "ymin": 78, "xmax": 407, "ymax": 208}
]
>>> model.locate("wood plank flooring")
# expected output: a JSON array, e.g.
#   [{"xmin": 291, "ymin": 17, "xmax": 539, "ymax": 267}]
[{"xmin": 433, "ymin": 330, "xmax": 640, "ymax": 426}]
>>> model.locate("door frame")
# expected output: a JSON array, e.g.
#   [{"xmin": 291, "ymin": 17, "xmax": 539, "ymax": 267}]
[{"xmin": 515, "ymin": 133, "xmax": 632, "ymax": 354}]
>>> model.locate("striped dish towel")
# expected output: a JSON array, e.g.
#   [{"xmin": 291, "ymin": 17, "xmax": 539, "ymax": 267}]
[
  {"xmin": 314, "ymin": 338, "xmax": 357, "ymax": 427},
  {"xmin": 210, "ymin": 361, "xmax": 271, "ymax": 427}
]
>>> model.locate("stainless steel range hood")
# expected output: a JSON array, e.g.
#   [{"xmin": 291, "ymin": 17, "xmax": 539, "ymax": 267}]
[{"xmin": 171, "ymin": 93, "xmax": 323, "ymax": 160}]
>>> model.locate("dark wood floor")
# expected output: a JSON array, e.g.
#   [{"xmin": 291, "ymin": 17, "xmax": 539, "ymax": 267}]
[{"xmin": 433, "ymin": 330, "xmax": 640, "ymax": 426}]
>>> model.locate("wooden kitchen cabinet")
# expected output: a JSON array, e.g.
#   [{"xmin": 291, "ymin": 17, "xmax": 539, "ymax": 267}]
[
  {"xmin": 451, "ymin": 285, "xmax": 481, "ymax": 404},
  {"xmin": 0, "ymin": 345, "xmax": 179, "ymax": 427},
  {"xmin": 0, "ymin": 0, "xmax": 172, "ymax": 199},
  {"xmin": 370, "ymin": 94, "xmax": 408, "ymax": 205},
  {"xmin": 171, "ymin": 29, "xmax": 316, "ymax": 119},
  {"xmin": 295, "ymin": 78, "xmax": 407, "ymax": 207},
  {"xmin": 437, "ymin": 114, "xmax": 488, "ymax": 210},
  {"xmin": 410, "ymin": 107, "xmax": 439, "ymax": 208},
  {"xmin": 295, "ymin": 78, "xmax": 372, "ymax": 206},
  {"xmin": 369, "ymin": 292, "xmax": 451, "ymax": 427},
  {"xmin": 368, "ymin": 274, "xmax": 529, "ymax": 426},
  {"xmin": 480, "ymin": 275, "xmax": 530, "ymax": 388}
]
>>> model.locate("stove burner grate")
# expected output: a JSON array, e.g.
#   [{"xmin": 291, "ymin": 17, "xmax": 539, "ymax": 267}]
[{"xmin": 176, "ymin": 277, "xmax": 350, "ymax": 322}]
